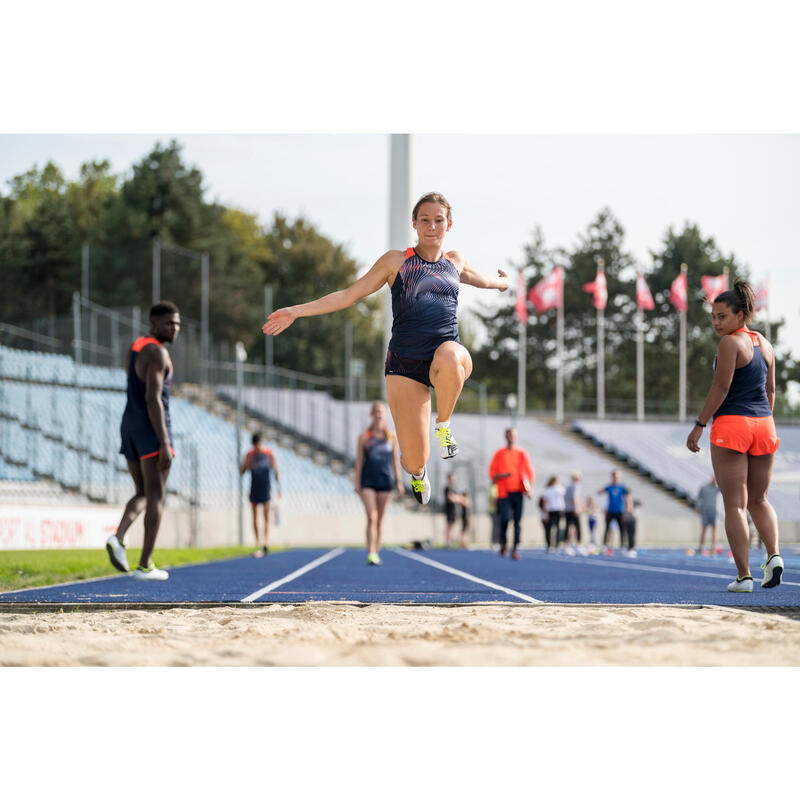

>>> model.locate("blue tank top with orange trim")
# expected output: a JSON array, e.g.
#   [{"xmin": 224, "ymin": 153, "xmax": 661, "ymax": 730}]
[
  {"xmin": 388, "ymin": 247, "xmax": 460, "ymax": 359},
  {"xmin": 360, "ymin": 431, "xmax": 394, "ymax": 488},
  {"xmin": 123, "ymin": 336, "xmax": 174, "ymax": 432},
  {"xmin": 714, "ymin": 329, "xmax": 771, "ymax": 419}
]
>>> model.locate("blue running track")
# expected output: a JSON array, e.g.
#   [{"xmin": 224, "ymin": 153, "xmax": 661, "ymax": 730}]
[{"xmin": 1, "ymin": 547, "xmax": 799, "ymax": 607}]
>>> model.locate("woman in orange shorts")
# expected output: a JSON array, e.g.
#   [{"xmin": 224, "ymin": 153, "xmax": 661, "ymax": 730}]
[{"xmin": 686, "ymin": 280, "xmax": 782, "ymax": 592}]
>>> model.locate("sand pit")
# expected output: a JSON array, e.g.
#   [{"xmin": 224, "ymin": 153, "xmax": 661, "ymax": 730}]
[{"xmin": 2, "ymin": 603, "xmax": 800, "ymax": 666}]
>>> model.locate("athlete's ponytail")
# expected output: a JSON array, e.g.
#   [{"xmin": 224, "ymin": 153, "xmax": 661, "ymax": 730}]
[{"xmin": 714, "ymin": 279, "xmax": 755, "ymax": 324}]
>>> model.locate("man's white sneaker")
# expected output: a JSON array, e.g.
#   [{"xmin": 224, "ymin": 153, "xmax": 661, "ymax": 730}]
[
  {"xmin": 105, "ymin": 535, "xmax": 129, "ymax": 573},
  {"xmin": 761, "ymin": 554, "xmax": 784, "ymax": 589},
  {"xmin": 410, "ymin": 467, "xmax": 431, "ymax": 505},
  {"xmin": 727, "ymin": 576, "xmax": 753, "ymax": 593},
  {"xmin": 133, "ymin": 564, "xmax": 169, "ymax": 581},
  {"xmin": 434, "ymin": 424, "xmax": 459, "ymax": 459}
]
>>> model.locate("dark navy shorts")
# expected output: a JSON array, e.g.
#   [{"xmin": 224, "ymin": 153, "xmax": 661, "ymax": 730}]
[
  {"xmin": 360, "ymin": 481, "xmax": 394, "ymax": 493},
  {"xmin": 250, "ymin": 487, "xmax": 271, "ymax": 505},
  {"xmin": 384, "ymin": 349, "xmax": 433, "ymax": 388},
  {"xmin": 120, "ymin": 419, "xmax": 174, "ymax": 462}
]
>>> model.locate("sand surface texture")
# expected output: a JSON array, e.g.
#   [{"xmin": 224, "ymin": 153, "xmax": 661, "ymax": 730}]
[{"xmin": 2, "ymin": 604, "xmax": 799, "ymax": 666}]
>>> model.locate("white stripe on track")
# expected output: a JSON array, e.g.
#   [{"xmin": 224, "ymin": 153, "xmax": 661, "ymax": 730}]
[
  {"xmin": 240, "ymin": 547, "xmax": 345, "ymax": 603},
  {"xmin": 393, "ymin": 548, "xmax": 543, "ymax": 603},
  {"xmin": 548, "ymin": 554, "xmax": 800, "ymax": 586}
]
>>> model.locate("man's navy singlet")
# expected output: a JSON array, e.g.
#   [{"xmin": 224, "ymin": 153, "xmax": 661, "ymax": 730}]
[
  {"xmin": 119, "ymin": 336, "xmax": 174, "ymax": 461},
  {"xmin": 388, "ymin": 247, "xmax": 460, "ymax": 360}
]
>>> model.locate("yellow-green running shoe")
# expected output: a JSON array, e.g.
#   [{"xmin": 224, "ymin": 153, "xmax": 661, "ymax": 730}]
[
  {"xmin": 367, "ymin": 553, "xmax": 382, "ymax": 566},
  {"xmin": 410, "ymin": 467, "xmax": 431, "ymax": 504},
  {"xmin": 435, "ymin": 423, "xmax": 458, "ymax": 459}
]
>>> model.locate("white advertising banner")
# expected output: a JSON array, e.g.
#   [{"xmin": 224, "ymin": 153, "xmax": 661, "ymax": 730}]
[{"xmin": 0, "ymin": 505, "xmax": 121, "ymax": 549}]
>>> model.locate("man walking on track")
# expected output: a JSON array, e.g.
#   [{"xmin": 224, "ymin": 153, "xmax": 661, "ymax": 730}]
[
  {"xmin": 105, "ymin": 301, "xmax": 181, "ymax": 580},
  {"xmin": 489, "ymin": 428, "xmax": 535, "ymax": 560}
]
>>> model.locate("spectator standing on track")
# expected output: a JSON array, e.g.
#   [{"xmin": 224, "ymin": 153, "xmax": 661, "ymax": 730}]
[
  {"xmin": 488, "ymin": 482, "xmax": 501, "ymax": 548},
  {"xmin": 585, "ymin": 495, "xmax": 599, "ymax": 552},
  {"xmin": 621, "ymin": 498, "xmax": 640, "ymax": 557},
  {"xmin": 538, "ymin": 494, "xmax": 549, "ymax": 549},
  {"xmin": 686, "ymin": 281, "xmax": 782, "ymax": 592},
  {"xmin": 542, "ymin": 476, "xmax": 566, "ymax": 553},
  {"xmin": 564, "ymin": 471, "xmax": 585, "ymax": 554},
  {"xmin": 598, "ymin": 470, "xmax": 630, "ymax": 555},
  {"xmin": 105, "ymin": 302, "xmax": 180, "ymax": 581},
  {"xmin": 696, "ymin": 476, "xmax": 722, "ymax": 555},
  {"xmin": 240, "ymin": 432, "xmax": 281, "ymax": 558},
  {"xmin": 489, "ymin": 427, "xmax": 535, "ymax": 560},
  {"xmin": 353, "ymin": 401, "xmax": 404, "ymax": 565},
  {"xmin": 444, "ymin": 472, "xmax": 471, "ymax": 548}
]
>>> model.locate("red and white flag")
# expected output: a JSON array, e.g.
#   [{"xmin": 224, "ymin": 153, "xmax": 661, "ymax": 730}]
[
  {"xmin": 514, "ymin": 270, "xmax": 528, "ymax": 324},
  {"xmin": 636, "ymin": 273, "xmax": 655, "ymax": 311},
  {"xmin": 528, "ymin": 266, "xmax": 563, "ymax": 314},
  {"xmin": 754, "ymin": 280, "xmax": 769, "ymax": 312},
  {"xmin": 670, "ymin": 272, "xmax": 688, "ymax": 312},
  {"xmin": 582, "ymin": 268, "xmax": 608, "ymax": 310},
  {"xmin": 701, "ymin": 273, "xmax": 727, "ymax": 305}
]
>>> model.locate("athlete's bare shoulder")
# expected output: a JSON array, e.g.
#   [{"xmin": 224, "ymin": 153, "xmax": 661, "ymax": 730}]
[
  {"xmin": 445, "ymin": 250, "xmax": 466, "ymax": 272},
  {"xmin": 755, "ymin": 330, "xmax": 774, "ymax": 362}
]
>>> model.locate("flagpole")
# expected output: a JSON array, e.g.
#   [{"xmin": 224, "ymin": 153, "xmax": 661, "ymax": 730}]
[
  {"xmin": 556, "ymin": 269, "xmax": 564, "ymax": 424},
  {"xmin": 765, "ymin": 273, "xmax": 772, "ymax": 340},
  {"xmin": 636, "ymin": 304, "xmax": 644, "ymax": 421},
  {"xmin": 679, "ymin": 262, "xmax": 688, "ymax": 423},
  {"xmin": 596, "ymin": 257, "xmax": 605, "ymax": 420},
  {"xmin": 517, "ymin": 319, "xmax": 526, "ymax": 418}
]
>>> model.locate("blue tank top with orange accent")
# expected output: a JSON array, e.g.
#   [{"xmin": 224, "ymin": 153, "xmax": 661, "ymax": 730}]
[
  {"xmin": 123, "ymin": 336, "xmax": 174, "ymax": 433},
  {"xmin": 714, "ymin": 329, "xmax": 771, "ymax": 419},
  {"xmin": 248, "ymin": 447, "xmax": 273, "ymax": 494},
  {"xmin": 360, "ymin": 432, "xmax": 394, "ymax": 488},
  {"xmin": 388, "ymin": 247, "xmax": 460, "ymax": 359}
]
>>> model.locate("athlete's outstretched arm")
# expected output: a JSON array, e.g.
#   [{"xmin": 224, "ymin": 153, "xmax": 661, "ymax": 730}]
[
  {"xmin": 262, "ymin": 252, "xmax": 398, "ymax": 336},
  {"xmin": 450, "ymin": 251, "xmax": 508, "ymax": 291},
  {"xmin": 686, "ymin": 336, "xmax": 738, "ymax": 453}
]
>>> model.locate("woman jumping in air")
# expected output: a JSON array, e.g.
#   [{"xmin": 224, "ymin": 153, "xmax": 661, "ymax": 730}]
[
  {"xmin": 686, "ymin": 280, "xmax": 782, "ymax": 592},
  {"xmin": 262, "ymin": 192, "xmax": 507, "ymax": 503}
]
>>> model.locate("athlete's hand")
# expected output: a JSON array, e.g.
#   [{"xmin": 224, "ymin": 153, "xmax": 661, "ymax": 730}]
[
  {"xmin": 262, "ymin": 307, "xmax": 297, "ymax": 336},
  {"xmin": 496, "ymin": 269, "xmax": 509, "ymax": 292},
  {"xmin": 396, "ymin": 481, "xmax": 405, "ymax": 497},
  {"xmin": 157, "ymin": 443, "xmax": 173, "ymax": 471},
  {"xmin": 686, "ymin": 427, "xmax": 702, "ymax": 453}
]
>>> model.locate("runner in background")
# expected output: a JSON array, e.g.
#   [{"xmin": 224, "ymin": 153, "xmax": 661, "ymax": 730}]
[{"xmin": 240, "ymin": 433, "xmax": 281, "ymax": 557}]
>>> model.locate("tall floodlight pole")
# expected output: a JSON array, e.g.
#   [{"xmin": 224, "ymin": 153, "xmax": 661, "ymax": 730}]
[
  {"xmin": 386, "ymin": 134, "xmax": 412, "ymax": 398},
  {"xmin": 152, "ymin": 238, "xmax": 161, "ymax": 304},
  {"xmin": 679, "ymin": 262, "xmax": 688, "ymax": 422},
  {"xmin": 235, "ymin": 341, "xmax": 247, "ymax": 546},
  {"xmin": 636, "ymin": 304, "xmax": 644, "ymax": 421},
  {"xmin": 201, "ymin": 252, "xmax": 209, "ymax": 386},
  {"xmin": 556, "ymin": 271, "xmax": 564, "ymax": 424},
  {"xmin": 344, "ymin": 321, "xmax": 353, "ymax": 461},
  {"xmin": 596, "ymin": 257, "xmax": 605, "ymax": 420}
]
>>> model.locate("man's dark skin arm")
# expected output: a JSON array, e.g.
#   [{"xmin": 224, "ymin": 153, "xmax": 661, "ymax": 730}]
[{"xmin": 138, "ymin": 345, "xmax": 172, "ymax": 471}]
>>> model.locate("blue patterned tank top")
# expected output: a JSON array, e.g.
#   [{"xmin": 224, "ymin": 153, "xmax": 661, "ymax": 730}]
[{"xmin": 388, "ymin": 247, "xmax": 460, "ymax": 359}]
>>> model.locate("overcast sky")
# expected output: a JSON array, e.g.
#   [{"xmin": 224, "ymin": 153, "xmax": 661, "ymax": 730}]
[{"xmin": 1, "ymin": 133, "xmax": 798, "ymax": 361}]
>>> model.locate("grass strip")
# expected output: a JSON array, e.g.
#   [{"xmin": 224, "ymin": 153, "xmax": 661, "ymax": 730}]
[{"xmin": 0, "ymin": 546, "xmax": 262, "ymax": 592}]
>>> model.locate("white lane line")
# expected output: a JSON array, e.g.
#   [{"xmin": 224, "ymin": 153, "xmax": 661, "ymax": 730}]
[
  {"xmin": 240, "ymin": 548, "xmax": 346, "ymax": 603},
  {"xmin": 393, "ymin": 548, "xmax": 543, "ymax": 603},
  {"xmin": 546, "ymin": 555, "xmax": 800, "ymax": 586}
]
